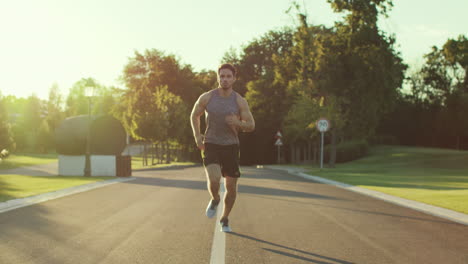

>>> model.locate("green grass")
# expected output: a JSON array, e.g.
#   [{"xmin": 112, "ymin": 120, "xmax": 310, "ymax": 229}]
[
  {"xmin": 0, "ymin": 174, "xmax": 109, "ymax": 202},
  {"xmin": 131, "ymin": 156, "xmax": 196, "ymax": 170},
  {"xmin": 0, "ymin": 153, "xmax": 58, "ymax": 170},
  {"xmin": 302, "ymin": 145, "xmax": 468, "ymax": 214},
  {"xmin": 0, "ymin": 153, "xmax": 197, "ymax": 203}
]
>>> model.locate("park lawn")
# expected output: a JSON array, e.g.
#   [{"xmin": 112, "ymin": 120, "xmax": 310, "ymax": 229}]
[
  {"xmin": 0, "ymin": 153, "xmax": 58, "ymax": 170},
  {"xmin": 0, "ymin": 174, "xmax": 110, "ymax": 203},
  {"xmin": 0, "ymin": 153, "xmax": 197, "ymax": 203},
  {"xmin": 131, "ymin": 156, "xmax": 196, "ymax": 170},
  {"xmin": 303, "ymin": 145, "xmax": 468, "ymax": 214}
]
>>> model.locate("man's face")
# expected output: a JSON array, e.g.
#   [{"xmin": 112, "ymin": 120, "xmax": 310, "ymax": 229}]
[{"xmin": 218, "ymin": 68, "xmax": 236, "ymax": 90}]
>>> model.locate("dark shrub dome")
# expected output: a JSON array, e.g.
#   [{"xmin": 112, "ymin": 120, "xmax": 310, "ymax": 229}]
[{"xmin": 55, "ymin": 115, "xmax": 126, "ymax": 155}]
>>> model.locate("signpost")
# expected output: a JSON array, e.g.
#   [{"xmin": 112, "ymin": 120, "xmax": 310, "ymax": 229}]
[
  {"xmin": 316, "ymin": 118, "xmax": 330, "ymax": 169},
  {"xmin": 274, "ymin": 131, "xmax": 283, "ymax": 164}
]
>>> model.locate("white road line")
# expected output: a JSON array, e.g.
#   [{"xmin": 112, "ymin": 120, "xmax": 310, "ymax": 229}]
[{"xmin": 210, "ymin": 179, "xmax": 225, "ymax": 264}]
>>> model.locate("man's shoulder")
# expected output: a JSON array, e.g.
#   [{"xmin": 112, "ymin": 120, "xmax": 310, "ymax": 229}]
[
  {"xmin": 198, "ymin": 89, "xmax": 216, "ymax": 104},
  {"xmin": 235, "ymin": 92, "xmax": 248, "ymax": 105}
]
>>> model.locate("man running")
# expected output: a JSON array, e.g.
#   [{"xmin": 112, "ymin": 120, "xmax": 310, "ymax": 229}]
[{"xmin": 190, "ymin": 63, "xmax": 255, "ymax": 232}]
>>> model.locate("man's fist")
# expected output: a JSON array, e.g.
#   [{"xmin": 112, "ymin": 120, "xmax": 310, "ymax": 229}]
[
  {"xmin": 195, "ymin": 135, "xmax": 205, "ymax": 150},
  {"xmin": 225, "ymin": 113, "xmax": 240, "ymax": 127}
]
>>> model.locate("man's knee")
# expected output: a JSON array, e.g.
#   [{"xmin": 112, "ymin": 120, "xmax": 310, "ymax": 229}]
[
  {"xmin": 209, "ymin": 179, "xmax": 221, "ymax": 186},
  {"xmin": 225, "ymin": 177, "xmax": 238, "ymax": 193},
  {"xmin": 205, "ymin": 164, "xmax": 222, "ymax": 182}
]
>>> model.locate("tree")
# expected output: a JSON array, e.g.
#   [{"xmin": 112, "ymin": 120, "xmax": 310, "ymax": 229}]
[
  {"xmin": 126, "ymin": 85, "xmax": 187, "ymax": 143},
  {"xmin": 283, "ymin": 83, "xmax": 347, "ymax": 166},
  {"xmin": 327, "ymin": 0, "xmax": 394, "ymax": 29},
  {"xmin": 65, "ymin": 78, "xmax": 99, "ymax": 116},
  {"xmin": 443, "ymin": 35, "xmax": 468, "ymax": 92},
  {"xmin": 271, "ymin": 0, "xmax": 405, "ymax": 165},
  {"xmin": 36, "ymin": 119, "xmax": 52, "ymax": 153},
  {"xmin": 322, "ymin": 0, "xmax": 406, "ymax": 140},
  {"xmin": 234, "ymin": 28, "xmax": 295, "ymax": 164},
  {"xmin": 121, "ymin": 49, "xmax": 197, "ymax": 104},
  {"xmin": 419, "ymin": 35, "xmax": 468, "ymax": 148},
  {"xmin": 92, "ymin": 86, "xmax": 119, "ymax": 116},
  {"xmin": 119, "ymin": 49, "xmax": 201, "ymax": 154},
  {"xmin": 2, "ymin": 96, "xmax": 27, "ymax": 118},
  {"xmin": 245, "ymin": 77, "xmax": 292, "ymax": 164},
  {"xmin": 0, "ymin": 93, "xmax": 14, "ymax": 151},
  {"xmin": 14, "ymin": 95, "xmax": 44, "ymax": 151},
  {"xmin": 45, "ymin": 83, "xmax": 65, "ymax": 151},
  {"xmin": 378, "ymin": 35, "xmax": 468, "ymax": 149},
  {"xmin": 223, "ymin": 28, "xmax": 294, "ymax": 96}
]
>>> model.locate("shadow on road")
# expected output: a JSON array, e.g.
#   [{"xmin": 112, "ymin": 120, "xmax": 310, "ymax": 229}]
[
  {"xmin": 124, "ymin": 176, "xmax": 342, "ymax": 200},
  {"xmin": 240, "ymin": 167, "xmax": 313, "ymax": 182},
  {"xmin": 229, "ymin": 232, "xmax": 354, "ymax": 264},
  {"xmin": 238, "ymin": 184, "xmax": 340, "ymax": 200},
  {"xmin": 132, "ymin": 164, "xmax": 199, "ymax": 172},
  {"xmin": 246, "ymin": 193, "xmax": 460, "ymax": 226},
  {"xmin": 0, "ymin": 204, "xmax": 74, "ymax": 263}
]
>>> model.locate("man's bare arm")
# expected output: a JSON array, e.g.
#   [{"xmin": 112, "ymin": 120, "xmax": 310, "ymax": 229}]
[
  {"xmin": 237, "ymin": 97, "xmax": 255, "ymax": 132},
  {"xmin": 190, "ymin": 93, "xmax": 209, "ymax": 149}
]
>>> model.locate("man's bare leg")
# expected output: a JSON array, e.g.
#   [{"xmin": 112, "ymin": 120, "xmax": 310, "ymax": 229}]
[
  {"xmin": 221, "ymin": 176, "xmax": 238, "ymax": 220},
  {"xmin": 204, "ymin": 164, "xmax": 222, "ymax": 202}
]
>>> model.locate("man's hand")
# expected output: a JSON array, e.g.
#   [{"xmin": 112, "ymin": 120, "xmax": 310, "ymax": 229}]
[
  {"xmin": 195, "ymin": 135, "xmax": 205, "ymax": 150},
  {"xmin": 225, "ymin": 113, "xmax": 240, "ymax": 126},
  {"xmin": 225, "ymin": 113, "xmax": 241, "ymax": 133}
]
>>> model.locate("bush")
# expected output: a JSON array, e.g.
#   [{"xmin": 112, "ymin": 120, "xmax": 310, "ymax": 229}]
[
  {"xmin": 324, "ymin": 140, "xmax": 369, "ymax": 163},
  {"xmin": 369, "ymin": 135, "xmax": 399, "ymax": 145}
]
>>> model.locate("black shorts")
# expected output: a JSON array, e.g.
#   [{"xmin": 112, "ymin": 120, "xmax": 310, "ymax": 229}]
[{"xmin": 202, "ymin": 143, "xmax": 241, "ymax": 178}]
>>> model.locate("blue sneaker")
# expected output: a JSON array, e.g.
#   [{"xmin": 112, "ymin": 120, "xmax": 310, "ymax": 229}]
[{"xmin": 205, "ymin": 199, "xmax": 219, "ymax": 218}]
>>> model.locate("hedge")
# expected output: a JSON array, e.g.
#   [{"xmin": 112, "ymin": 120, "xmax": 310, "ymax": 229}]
[{"xmin": 324, "ymin": 140, "xmax": 369, "ymax": 163}]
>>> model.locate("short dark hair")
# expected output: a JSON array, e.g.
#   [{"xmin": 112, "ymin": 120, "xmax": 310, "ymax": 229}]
[{"xmin": 218, "ymin": 63, "xmax": 237, "ymax": 77}]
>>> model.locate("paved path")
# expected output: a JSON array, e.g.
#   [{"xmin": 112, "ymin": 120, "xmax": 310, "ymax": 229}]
[
  {"xmin": 1, "ymin": 166, "xmax": 468, "ymax": 263},
  {"xmin": 265, "ymin": 165, "xmax": 468, "ymax": 226}
]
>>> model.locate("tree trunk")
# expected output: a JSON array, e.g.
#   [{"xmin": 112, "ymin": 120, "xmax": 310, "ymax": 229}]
[
  {"xmin": 290, "ymin": 144, "xmax": 295, "ymax": 164},
  {"xmin": 158, "ymin": 143, "xmax": 162, "ymax": 164},
  {"xmin": 301, "ymin": 146, "xmax": 307, "ymax": 163},
  {"xmin": 296, "ymin": 146, "xmax": 301, "ymax": 164},
  {"xmin": 166, "ymin": 141, "xmax": 170, "ymax": 164},
  {"xmin": 151, "ymin": 143, "xmax": 155, "ymax": 165},
  {"xmin": 143, "ymin": 143, "xmax": 147, "ymax": 166},
  {"xmin": 329, "ymin": 129, "xmax": 337, "ymax": 168},
  {"xmin": 313, "ymin": 146, "xmax": 317, "ymax": 165}
]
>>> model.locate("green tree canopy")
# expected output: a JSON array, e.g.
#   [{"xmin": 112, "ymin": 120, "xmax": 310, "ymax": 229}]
[{"xmin": 0, "ymin": 93, "xmax": 14, "ymax": 151}]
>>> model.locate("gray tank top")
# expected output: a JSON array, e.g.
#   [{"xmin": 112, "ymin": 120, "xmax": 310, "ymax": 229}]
[{"xmin": 204, "ymin": 89, "xmax": 240, "ymax": 145}]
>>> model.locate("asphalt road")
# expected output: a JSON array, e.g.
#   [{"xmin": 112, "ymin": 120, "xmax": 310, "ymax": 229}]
[{"xmin": 1, "ymin": 166, "xmax": 467, "ymax": 264}]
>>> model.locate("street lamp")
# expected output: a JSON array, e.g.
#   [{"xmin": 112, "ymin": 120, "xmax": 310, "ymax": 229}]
[{"xmin": 84, "ymin": 86, "xmax": 95, "ymax": 177}]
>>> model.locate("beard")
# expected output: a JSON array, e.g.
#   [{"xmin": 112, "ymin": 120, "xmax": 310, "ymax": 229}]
[{"xmin": 221, "ymin": 83, "xmax": 230, "ymax": 90}]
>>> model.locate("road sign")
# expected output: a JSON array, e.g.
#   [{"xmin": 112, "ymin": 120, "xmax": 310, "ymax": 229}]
[
  {"xmin": 317, "ymin": 118, "xmax": 330, "ymax": 132},
  {"xmin": 275, "ymin": 137, "xmax": 283, "ymax": 164},
  {"xmin": 275, "ymin": 138, "xmax": 283, "ymax": 146},
  {"xmin": 275, "ymin": 131, "xmax": 282, "ymax": 138},
  {"xmin": 316, "ymin": 118, "xmax": 330, "ymax": 169}
]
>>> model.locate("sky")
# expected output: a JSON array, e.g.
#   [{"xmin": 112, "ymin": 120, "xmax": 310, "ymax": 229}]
[{"xmin": 1, "ymin": 0, "xmax": 467, "ymax": 100}]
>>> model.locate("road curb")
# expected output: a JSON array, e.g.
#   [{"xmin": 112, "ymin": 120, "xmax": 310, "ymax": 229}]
[
  {"xmin": 0, "ymin": 177, "xmax": 137, "ymax": 214},
  {"xmin": 264, "ymin": 166, "xmax": 468, "ymax": 226}
]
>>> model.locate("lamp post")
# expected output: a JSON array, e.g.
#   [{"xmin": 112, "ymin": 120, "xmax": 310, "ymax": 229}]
[{"xmin": 84, "ymin": 86, "xmax": 94, "ymax": 177}]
